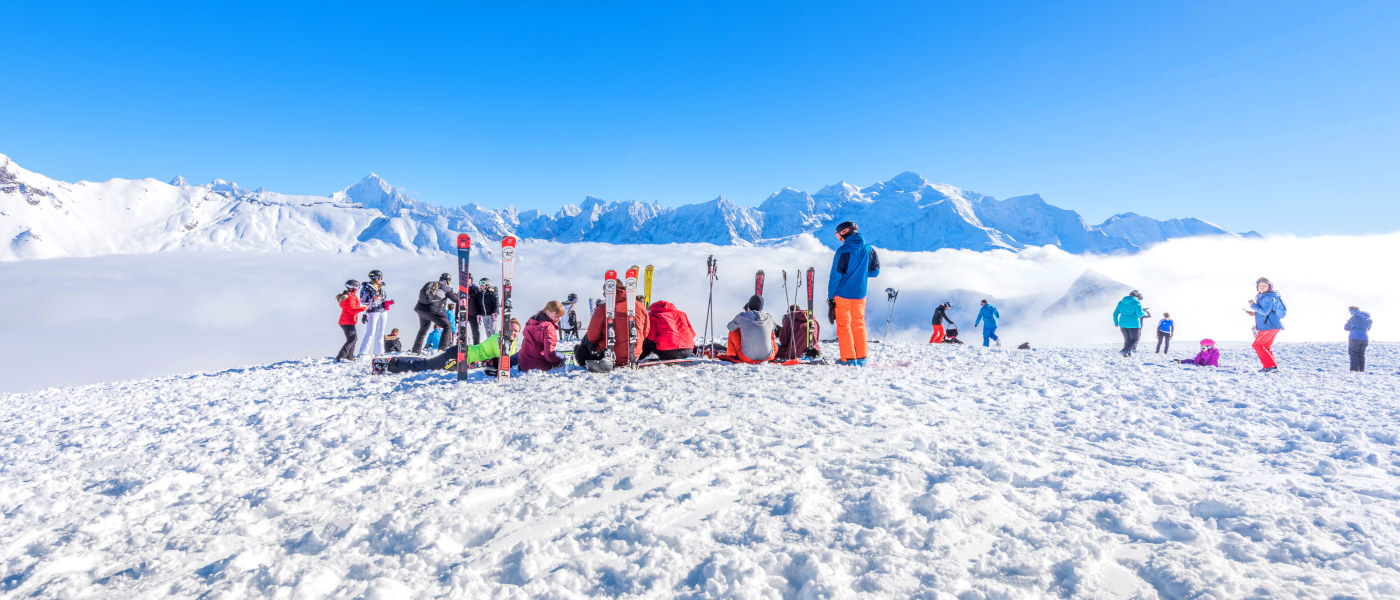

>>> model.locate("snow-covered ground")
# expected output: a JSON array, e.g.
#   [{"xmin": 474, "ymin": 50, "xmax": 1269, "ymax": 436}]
[{"xmin": 3, "ymin": 341, "xmax": 1398, "ymax": 598}]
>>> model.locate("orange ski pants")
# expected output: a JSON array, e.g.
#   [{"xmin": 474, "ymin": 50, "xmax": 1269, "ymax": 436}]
[
  {"xmin": 929, "ymin": 324, "xmax": 946, "ymax": 344},
  {"xmin": 726, "ymin": 330, "xmax": 777, "ymax": 363},
  {"xmin": 834, "ymin": 297, "xmax": 868, "ymax": 360}
]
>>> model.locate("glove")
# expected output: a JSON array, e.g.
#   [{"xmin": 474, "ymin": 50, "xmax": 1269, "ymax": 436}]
[
  {"xmin": 827, "ymin": 299, "xmax": 837, "ymax": 324},
  {"xmin": 361, "ymin": 314, "xmax": 367, "ymax": 324},
  {"xmin": 383, "ymin": 300, "xmax": 395, "ymax": 309}
]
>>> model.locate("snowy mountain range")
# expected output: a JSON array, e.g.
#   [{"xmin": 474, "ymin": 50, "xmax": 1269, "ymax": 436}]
[{"xmin": 1, "ymin": 152, "xmax": 1254, "ymax": 260}]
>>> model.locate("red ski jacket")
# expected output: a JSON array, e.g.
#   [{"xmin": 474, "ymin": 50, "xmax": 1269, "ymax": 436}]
[
  {"xmin": 645, "ymin": 301, "xmax": 696, "ymax": 351},
  {"xmin": 586, "ymin": 296, "xmax": 649, "ymax": 366},
  {"xmin": 338, "ymin": 293, "xmax": 367, "ymax": 326}
]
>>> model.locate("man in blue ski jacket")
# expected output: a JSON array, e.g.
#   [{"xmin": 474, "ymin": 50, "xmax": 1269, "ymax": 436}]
[
  {"xmin": 974, "ymin": 299, "xmax": 1000, "ymax": 347},
  {"xmin": 827, "ymin": 221, "xmax": 880, "ymax": 365},
  {"xmin": 1344, "ymin": 306, "xmax": 1372, "ymax": 372}
]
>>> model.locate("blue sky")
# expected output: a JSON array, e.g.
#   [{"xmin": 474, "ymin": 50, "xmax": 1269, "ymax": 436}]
[{"xmin": 3, "ymin": 1, "xmax": 1397, "ymax": 235}]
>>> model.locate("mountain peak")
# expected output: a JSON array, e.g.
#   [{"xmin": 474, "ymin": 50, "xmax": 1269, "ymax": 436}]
[
  {"xmin": 890, "ymin": 171, "xmax": 929, "ymax": 188},
  {"xmin": 169, "ymin": 175, "xmax": 189, "ymax": 187}
]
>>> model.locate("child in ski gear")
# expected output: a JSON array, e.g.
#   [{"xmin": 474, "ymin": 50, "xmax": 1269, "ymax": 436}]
[
  {"xmin": 519, "ymin": 301, "xmax": 566, "ymax": 373},
  {"xmin": 384, "ymin": 328, "xmax": 402, "ymax": 353},
  {"xmin": 1113, "ymin": 290, "xmax": 1146, "ymax": 356},
  {"xmin": 355, "ymin": 270, "xmax": 392, "ymax": 358},
  {"xmin": 425, "ymin": 308, "xmax": 456, "ymax": 351},
  {"xmin": 942, "ymin": 327, "xmax": 965, "ymax": 344},
  {"xmin": 576, "ymin": 278, "xmax": 649, "ymax": 367},
  {"xmin": 1179, "ymin": 338, "xmax": 1220, "ymax": 366},
  {"xmin": 929, "ymin": 301, "xmax": 954, "ymax": 343},
  {"xmin": 1155, "ymin": 312, "xmax": 1174, "ymax": 353},
  {"xmin": 643, "ymin": 300, "xmax": 697, "ymax": 361},
  {"xmin": 1246, "ymin": 277, "xmax": 1285, "ymax": 372},
  {"xmin": 1345, "ymin": 306, "xmax": 1372, "ymax": 372},
  {"xmin": 336, "ymin": 280, "xmax": 367, "ymax": 362},
  {"xmin": 776, "ymin": 304, "xmax": 820, "ymax": 361},
  {"xmin": 412, "ymin": 273, "xmax": 460, "ymax": 353},
  {"xmin": 974, "ymin": 300, "xmax": 1000, "ymax": 347},
  {"xmin": 724, "ymin": 295, "xmax": 778, "ymax": 363},
  {"xmin": 827, "ymin": 221, "xmax": 880, "ymax": 364}
]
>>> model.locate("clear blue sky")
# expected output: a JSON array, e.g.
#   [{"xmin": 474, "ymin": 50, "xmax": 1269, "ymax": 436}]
[{"xmin": 3, "ymin": 1, "xmax": 1397, "ymax": 235}]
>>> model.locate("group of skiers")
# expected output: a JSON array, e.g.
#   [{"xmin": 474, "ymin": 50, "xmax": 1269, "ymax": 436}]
[
  {"xmin": 1109, "ymin": 277, "xmax": 1374, "ymax": 372},
  {"xmin": 336, "ymin": 220, "xmax": 1378, "ymax": 376}
]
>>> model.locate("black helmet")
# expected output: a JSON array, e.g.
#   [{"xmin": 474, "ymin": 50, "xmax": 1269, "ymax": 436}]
[
  {"xmin": 345, "ymin": 279, "xmax": 360, "ymax": 289},
  {"xmin": 439, "ymin": 273, "xmax": 452, "ymax": 282},
  {"xmin": 368, "ymin": 269, "xmax": 383, "ymax": 281},
  {"xmin": 567, "ymin": 293, "xmax": 578, "ymax": 302},
  {"xmin": 835, "ymin": 221, "xmax": 857, "ymax": 237}
]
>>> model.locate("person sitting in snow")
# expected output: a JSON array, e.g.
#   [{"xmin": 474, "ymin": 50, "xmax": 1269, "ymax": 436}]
[
  {"xmin": 574, "ymin": 278, "xmax": 649, "ymax": 368},
  {"xmin": 722, "ymin": 295, "xmax": 778, "ymax": 363},
  {"xmin": 1179, "ymin": 338, "xmax": 1220, "ymax": 367},
  {"xmin": 383, "ymin": 328, "xmax": 403, "ymax": 353},
  {"xmin": 518, "ymin": 302, "xmax": 566, "ymax": 373},
  {"xmin": 643, "ymin": 300, "xmax": 697, "ymax": 361},
  {"xmin": 776, "ymin": 304, "xmax": 820, "ymax": 361}
]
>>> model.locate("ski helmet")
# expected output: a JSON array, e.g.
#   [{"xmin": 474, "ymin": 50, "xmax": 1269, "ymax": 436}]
[
  {"xmin": 1200, "ymin": 338, "xmax": 1215, "ymax": 347},
  {"xmin": 439, "ymin": 273, "xmax": 452, "ymax": 282},
  {"xmin": 368, "ymin": 269, "xmax": 383, "ymax": 281},
  {"xmin": 1129, "ymin": 290, "xmax": 1142, "ymax": 299},
  {"xmin": 345, "ymin": 279, "xmax": 360, "ymax": 289},
  {"xmin": 835, "ymin": 221, "xmax": 857, "ymax": 238},
  {"xmin": 567, "ymin": 293, "xmax": 578, "ymax": 302}
]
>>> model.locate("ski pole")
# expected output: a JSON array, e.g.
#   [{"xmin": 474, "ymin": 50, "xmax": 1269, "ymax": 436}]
[{"xmin": 883, "ymin": 288, "xmax": 899, "ymax": 342}]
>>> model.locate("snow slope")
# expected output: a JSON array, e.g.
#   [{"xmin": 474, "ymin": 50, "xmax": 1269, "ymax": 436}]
[
  {"xmin": 2, "ymin": 153, "xmax": 1246, "ymax": 260},
  {"xmin": 2, "ymin": 342, "xmax": 1398, "ymax": 598}
]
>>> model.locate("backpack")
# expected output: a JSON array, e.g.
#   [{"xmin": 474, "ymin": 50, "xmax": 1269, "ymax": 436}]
[
  {"xmin": 1272, "ymin": 293, "xmax": 1287, "ymax": 319},
  {"xmin": 419, "ymin": 281, "xmax": 442, "ymax": 306}
]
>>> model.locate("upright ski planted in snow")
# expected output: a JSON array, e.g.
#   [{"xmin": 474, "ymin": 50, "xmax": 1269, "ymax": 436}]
[
  {"xmin": 587, "ymin": 270, "xmax": 618, "ymax": 373},
  {"xmin": 643, "ymin": 265, "xmax": 654, "ymax": 309},
  {"xmin": 497, "ymin": 236, "xmax": 517, "ymax": 380},
  {"xmin": 755, "ymin": 270, "xmax": 765, "ymax": 298},
  {"xmin": 805, "ymin": 267, "xmax": 818, "ymax": 357},
  {"xmin": 456, "ymin": 234, "xmax": 472, "ymax": 380},
  {"xmin": 626, "ymin": 265, "xmax": 640, "ymax": 367}
]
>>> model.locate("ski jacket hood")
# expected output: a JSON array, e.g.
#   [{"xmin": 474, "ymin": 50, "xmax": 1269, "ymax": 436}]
[
  {"xmin": 727, "ymin": 310, "xmax": 777, "ymax": 361},
  {"xmin": 1345, "ymin": 309, "xmax": 1372, "ymax": 340},
  {"xmin": 519, "ymin": 311, "xmax": 564, "ymax": 372},
  {"xmin": 1251, "ymin": 290, "xmax": 1285, "ymax": 331},
  {"xmin": 974, "ymin": 304, "xmax": 999, "ymax": 328},
  {"xmin": 828, "ymin": 232, "xmax": 880, "ymax": 301},
  {"xmin": 646, "ymin": 301, "xmax": 697, "ymax": 351},
  {"xmin": 586, "ymin": 296, "xmax": 649, "ymax": 366},
  {"xmin": 776, "ymin": 309, "xmax": 820, "ymax": 361},
  {"xmin": 1113, "ymin": 295, "xmax": 1146, "ymax": 329}
]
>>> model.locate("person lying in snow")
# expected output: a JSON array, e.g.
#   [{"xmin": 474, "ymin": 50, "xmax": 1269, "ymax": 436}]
[
  {"xmin": 722, "ymin": 295, "xmax": 778, "ymax": 363},
  {"xmin": 382, "ymin": 320, "xmax": 522, "ymax": 375},
  {"xmin": 1179, "ymin": 339, "xmax": 1220, "ymax": 367}
]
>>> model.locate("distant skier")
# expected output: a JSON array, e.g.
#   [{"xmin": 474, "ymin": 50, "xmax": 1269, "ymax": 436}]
[
  {"xmin": 425, "ymin": 308, "xmax": 457, "ymax": 351},
  {"xmin": 518, "ymin": 301, "xmax": 567, "ymax": 373},
  {"xmin": 827, "ymin": 220, "xmax": 880, "ymax": 365},
  {"xmin": 481, "ymin": 278, "xmax": 500, "ymax": 337},
  {"xmin": 561, "ymin": 293, "xmax": 581, "ymax": 341},
  {"xmin": 1178, "ymin": 338, "xmax": 1220, "ymax": 367},
  {"xmin": 1113, "ymin": 290, "xmax": 1146, "ymax": 356},
  {"xmin": 1344, "ymin": 305, "xmax": 1372, "ymax": 372},
  {"xmin": 974, "ymin": 299, "xmax": 1000, "ymax": 347},
  {"xmin": 929, "ymin": 301, "xmax": 955, "ymax": 344},
  {"xmin": 355, "ymin": 270, "xmax": 394, "ymax": 358},
  {"xmin": 383, "ymin": 328, "xmax": 403, "ymax": 353},
  {"xmin": 1155, "ymin": 312, "xmax": 1174, "ymax": 353},
  {"xmin": 1245, "ymin": 277, "xmax": 1286, "ymax": 372},
  {"xmin": 466, "ymin": 276, "xmax": 486, "ymax": 344},
  {"xmin": 724, "ymin": 295, "xmax": 778, "ymax": 363},
  {"xmin": 336, "ymin": 279, "xmax": 367, "ymax": 362},
  {"xmin": 776, "ymin": 304, "xmax": 820, "ymax": 361},
  {"xmin": 643, "ymin": 300, "xmax": 697, "ymax": 361},
  {"xmin": 412, "ymin": 273, "xmax": 460, "ymax": 353}
]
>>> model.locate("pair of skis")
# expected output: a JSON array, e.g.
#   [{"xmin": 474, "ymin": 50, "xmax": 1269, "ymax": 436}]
[
  {"xmin": 589, "ymin": 265, "xmax": 644, "ymax": 372},
  {"xmin": 456, "ymin": 234, "xmax": 515, "ymax": 381},
  {"xmin": 774, "ymin": 268, "xmax": 817, "ymax": 358}
]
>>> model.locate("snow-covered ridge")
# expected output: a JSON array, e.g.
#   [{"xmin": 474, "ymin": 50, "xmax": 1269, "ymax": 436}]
[{"xmin": 0, "ymin": 153, "xmax": 1248, "ymax": 260}]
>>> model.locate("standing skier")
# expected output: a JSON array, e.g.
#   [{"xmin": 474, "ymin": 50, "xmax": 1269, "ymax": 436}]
[
  {"xmin": 826, "ymin": 221, "xmax": 880, "ymax": 365},
  {"xmin": 355, "ymin": 270, "xmax": 394, "ymax": 358},
  {"xmin": 481, "ymin": 278, "xmax": 500, "ymax": 337},
  {"xmin": 1344, "ymin": 305, "xmax": 1371, "ymax": 372},
  {"xmin": 412, "ymin": 273, "xmax": 460, "ymax": 353},
  {"xmin": 929, "ymin": 301, "xmax": 955, "ymax": 344},
  {"xmin": 336, "ymin": 280, "xmax": 367, "ymax": 362},
  {"xmin": 1155, "ymin": 312, "xmax": 1174, "ymax": 353},
  {"xmin": 974, "ymin": 299, "xmax": 1000, "ymax": 347},
  {"xmin": 1113, "ymin": 290, "xmax": 1147, "ymax": 356},
  {"xmin": 561, "ymin": 293, "xmax": 581, "ymax": 341},
  {"xmin": 1246, "ymin": 277, "xmax": 1286, "ymax": 372},
  {"xmin": 465, "ymin": 276, "xmax": 486, "ymax": 344}
]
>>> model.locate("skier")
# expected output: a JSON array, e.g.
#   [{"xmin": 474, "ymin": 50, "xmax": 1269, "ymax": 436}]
[
  {"xmin": 384, "ymin": 328, "xmax": 403, "ymax": 353},
  {"xmin": 775, "ymin": 304, "xmax": 820, "ymax": 361},
  {"xmin": 1245, "ymin": 277, "xmax": 1286, "ymax": 372},
  {"xmin": 929, "ymin": 301, "xmax": 955, "ymax": 344},
  {"xmin": 481, "ymin": 278, "xmax": 500, "ymax": 337},
  {"xmin": 1344, "ymin": 305, "xmax": 1372, "ymax": 372},
  {"xmin": 465, "ymin": 276, "xmax": 486, "ymax": 344},
  {"xmin": 355, "ymin": 270, "xmax": 394, "ymax": 358},
  {"xmin": 974, "ymin": 299, "xmax": 1000, "ymax": 347},
  {"xmin": 1113, "ymin": 290, "xmax": 1146, "ymax": 356},
  {"xmin": 575, "ymin": 277, "xmax": 648, "ymax": 368},
  {"xmin": 1155, "ymin": 312, "xmax": 1174, "ymax": 353},
  {"xmin": 724, "ymin": 295, "xmax": 778, "ymax": 363},
  {"xmin": 425, "ymin": 308, "xmax": 457, "ymax": 351},
  {"xmin": 1179, "ymin": 339, "xmax": 1220, "ymax": 366},
  {"xmin": 336, "ymin": 280, "xmax": 366, "ymax": 362},
  {"xmin": 412, "ymin": 273, "xmax": 460, "ymax": 354},
  {"xmin": 518, "ymin": 301, "xmax": 567, "ymax": 373},
  {"xmin": 827, "ymin": 220, "xmax": 880, "ymax": 365},
  {"xmin": 561, "ymin": 293, "xmax": 581, "ymax": 341},
  {"xmin": 643, "ymin": 300, "xmax": 697, "ymax": 361}
]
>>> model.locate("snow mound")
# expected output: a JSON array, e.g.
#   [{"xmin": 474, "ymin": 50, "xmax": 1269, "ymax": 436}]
[{"xmin": 3, "ymin": 342, "xmax": 1398, "ymax": 598}]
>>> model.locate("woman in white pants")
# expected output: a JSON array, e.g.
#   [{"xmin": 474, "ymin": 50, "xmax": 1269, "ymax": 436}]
[{"xmin": 356, "ymin": 270, "xmax": 394, "ymax": 357}]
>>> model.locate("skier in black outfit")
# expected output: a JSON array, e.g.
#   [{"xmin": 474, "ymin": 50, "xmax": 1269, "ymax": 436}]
[
  {"xmin": 481, "ymin": 279, "xmax": 500, "ymax": 336},
  {"xmin": 412, "ymin": 273, "xmax": 460, "ymax": 353},
  {"xmin": 465, "ymin": 277, "xmax": 486, "ymax": 344},
  {"xmin": 929, "ymin": 302, "xmax": 955, "ymax": 344}
]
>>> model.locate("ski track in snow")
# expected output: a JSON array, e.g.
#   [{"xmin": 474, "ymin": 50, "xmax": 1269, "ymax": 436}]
[{"xmin": 3, "ymin": 342, "xmax": 1399, "ymax": 599}]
